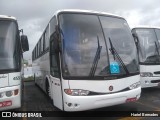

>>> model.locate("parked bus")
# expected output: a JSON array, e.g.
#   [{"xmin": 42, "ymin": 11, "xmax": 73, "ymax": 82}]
[
  {"xmin": 0, "ymin": 15, "xmax": 29, "ymax": 111},
  {"xmin": 32, "ymin": 9, "xmax": 141, "ymax": 111},
  {"xmin": 132, "ymin": 26, "xmax": 160, "ymax": 88}
]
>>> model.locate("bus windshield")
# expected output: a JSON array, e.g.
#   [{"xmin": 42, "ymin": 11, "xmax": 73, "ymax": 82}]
[
  {"xmin": 0, "ymin": 20, "xmax": 20, "ymax": 71},
  {"xmin": 134, "ymin": 28, "xmax": 160, "ymax": 64},
  {"xmin": 59, "ymin": 13, "xmax": 139, "ymax": 78}
]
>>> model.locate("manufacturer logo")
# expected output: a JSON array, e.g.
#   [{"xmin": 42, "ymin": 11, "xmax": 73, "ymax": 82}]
[{"xmin": 109, "ymin": 86, "xmax": 113, "ymax": 91}]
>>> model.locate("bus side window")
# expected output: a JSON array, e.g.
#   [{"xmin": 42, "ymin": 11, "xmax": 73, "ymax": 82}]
[{"xmin": 50, "ymin": 17, "xmax": 60, "ymax": 78}]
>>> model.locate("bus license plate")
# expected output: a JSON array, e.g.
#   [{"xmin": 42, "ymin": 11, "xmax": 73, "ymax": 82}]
[{"xmin": 0, "ymin": 101, "xmax": 12, "ymax": 108}]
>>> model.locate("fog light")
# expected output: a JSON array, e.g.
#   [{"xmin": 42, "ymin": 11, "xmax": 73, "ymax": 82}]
[
  {"xmin": 6, "ymin": 91, "xmax": 13, "ymax": 97},
  {"xmin": 74, "ymin": 104, "xmax": 78, "ymax": 107},
  {"xmin": 68, "ymin": 103, "xmax": 72, "ymax": 107},
  {"xmin": 145, "ymin": 80, "xmax": 150, "ymax": 84}
]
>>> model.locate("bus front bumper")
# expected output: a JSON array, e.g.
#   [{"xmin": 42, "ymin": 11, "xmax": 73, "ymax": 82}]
[
  {"xmin": 63, "ymin": 87, "xmax": 141, "ymax": 111},
  {"xmin": 141, "ymin": 77, "xmax": 160, "ymax": 88},
  {"xmin": 0, "ymin": 85, "xmax": 21, "ymax": 111}
]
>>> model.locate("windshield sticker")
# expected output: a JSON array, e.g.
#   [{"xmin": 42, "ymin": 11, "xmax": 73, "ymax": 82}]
[{"xmin": 110, "ymin": 62, "xmax": 120, "ymax": 74}]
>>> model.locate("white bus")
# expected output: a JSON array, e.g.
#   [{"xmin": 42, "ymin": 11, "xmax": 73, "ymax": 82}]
[
  {"xmin": 0, "ymin": 15, "xmax": 29, "ymax": 111},
  {"xmin": 32, "ymin": 9, "xmax": 141, "ymax": 111},
  {"xmin": 132, "ymin": 26, "xmax": 160, "ymax": 88}
]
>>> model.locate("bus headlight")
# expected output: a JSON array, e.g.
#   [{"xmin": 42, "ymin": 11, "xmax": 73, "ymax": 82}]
[
  {"xmin": 64, "ymin": 89, "xmax": 90, "ymax": 96},
  {"xmin": 129, "ymin": 81, "xmax": 141, "ymax": 90},
  {"xmin": 140, "ymin": 72, "xmax": 153, "ymax": 77}
]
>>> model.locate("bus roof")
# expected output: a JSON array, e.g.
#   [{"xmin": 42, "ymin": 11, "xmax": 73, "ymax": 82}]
[
  {"xmin": 133, "ymin": 25, "xmax": 160, "ymax": 30},
  {"xmin": 54, "ymin": 9, "xmax": 124, "ymax": 19},
  {"xmin": 0, "ymin": 15, "xmax": 17, "ymax": 20}
]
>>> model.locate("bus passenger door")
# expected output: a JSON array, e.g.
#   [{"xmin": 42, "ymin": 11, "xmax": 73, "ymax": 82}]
[{"xmin": 50, "ymin": 32, "xmax": 63, "ymax": 110}]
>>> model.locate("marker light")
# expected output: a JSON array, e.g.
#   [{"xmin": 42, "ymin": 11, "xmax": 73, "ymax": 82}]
[{"xmin": 64, "ymin": 89, "xmax": 90, "ymax": 96}]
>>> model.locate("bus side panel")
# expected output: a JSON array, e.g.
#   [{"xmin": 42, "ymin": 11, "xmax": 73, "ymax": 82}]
[
  {"xmin": 40, "ymin": 52, "xmax": 50, "ymax": 92},
  {"xmin": 50, "ymin": 76, "xmax": 63, "ymax": 110},
  {"xmin": 33, "ymin": 58, "xmax": 41, "ymax": 87},
  {"xmin": 33, "ymin": 52, "xmax": 50, "ymax": 92}
]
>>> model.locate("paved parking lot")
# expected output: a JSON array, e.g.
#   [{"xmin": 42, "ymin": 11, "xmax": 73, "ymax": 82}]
[{"xmin": 1, "ymin": 81, "xmax": 160, "ymax": 120}]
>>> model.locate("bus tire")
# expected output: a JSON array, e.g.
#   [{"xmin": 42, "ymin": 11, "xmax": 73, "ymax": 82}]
[{"xmin": 46, "ymin": 79, "xmax": 51, "ymax": 99}]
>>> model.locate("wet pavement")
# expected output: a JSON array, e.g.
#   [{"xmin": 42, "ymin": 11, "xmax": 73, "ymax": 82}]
[{"xmin": 1, "ymin": 81, "xmax": 160, "ymax": 120}]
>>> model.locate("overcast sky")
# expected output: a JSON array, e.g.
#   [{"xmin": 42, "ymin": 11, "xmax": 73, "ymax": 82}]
[{"xmin": 0, "ymin": 0, "xmax": 160, "ymax": 60}]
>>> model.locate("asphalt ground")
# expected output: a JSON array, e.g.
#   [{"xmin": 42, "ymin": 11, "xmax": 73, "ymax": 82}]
[{"xmin": 1, "ymin": 81, "xmax": 160, "ymax": 120}]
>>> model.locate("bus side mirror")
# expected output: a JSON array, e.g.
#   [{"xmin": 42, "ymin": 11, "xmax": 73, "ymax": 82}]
[{"xmin": 21, "ymin": 35, "xmax": 29, "ymax": 52}]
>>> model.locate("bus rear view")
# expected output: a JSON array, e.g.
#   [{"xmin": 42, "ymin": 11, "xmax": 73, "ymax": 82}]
[
  {"xmin": 0, "ymin": 15, "xmax": 29, "ymax": 111},
  {"xmin": 132, "ymin": 27, "xmax": 160, "ymax": 88}
]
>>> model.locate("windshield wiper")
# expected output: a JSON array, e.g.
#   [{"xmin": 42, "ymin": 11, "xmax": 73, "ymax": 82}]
[
  {"xmin": 108, "ymin": 37, "xmax": 129, "ymax": 75},
  {"xmin": 89, "ymin": 36, "xmax": 102, "ymax": 77},
  {"xmin": 155, "ymin": 41, "xmax": 160, "ymax": 56}
]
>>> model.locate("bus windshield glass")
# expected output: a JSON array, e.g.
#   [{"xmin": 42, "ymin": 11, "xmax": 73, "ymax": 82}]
[
  {"xmin": 99, "ymin": 16, "xmax": 139, "ymax": 75},
  {"xmin": 59, "ymin": 13, "xmax": 139, "ymax": 78},
  {"xmin": 0, "ymin": 20, "xmax": 19, "ymax": 71},
  {"xmin": 134, "ymin": 28, "xmax": 160, "ymax": 64}
]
